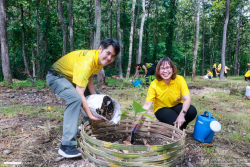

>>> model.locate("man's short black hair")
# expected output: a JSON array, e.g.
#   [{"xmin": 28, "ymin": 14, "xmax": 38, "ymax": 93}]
[{"xmin": 100, "ymin": 38, "xmax": 120, "ymax": 56}]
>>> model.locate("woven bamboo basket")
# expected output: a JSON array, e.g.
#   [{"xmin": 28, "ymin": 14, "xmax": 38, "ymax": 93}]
[{"xmin": 79, "ymin": 118, "xmax": 185, "ymax": 167}]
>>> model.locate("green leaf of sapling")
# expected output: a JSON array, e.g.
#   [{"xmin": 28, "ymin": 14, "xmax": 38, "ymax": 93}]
[
  {"xmin": 140, "ymin": 93, "xmax": 146, "ymax": 97},
  {"xmin": 139, "ymin": 120, "xmax": 144, "ymax": 123},
  {"xmin": 140, "ymin": 113, "xmax": 154, "ymax": 120},
  {"xmin": 132, "ymin": 101, "xmax": 147, "ymax": 116}
]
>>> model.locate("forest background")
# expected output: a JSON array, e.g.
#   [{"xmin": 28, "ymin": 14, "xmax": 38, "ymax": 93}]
[{"xmin": 0, "ymin": 0, "xmax": 250, "ymax": 83}]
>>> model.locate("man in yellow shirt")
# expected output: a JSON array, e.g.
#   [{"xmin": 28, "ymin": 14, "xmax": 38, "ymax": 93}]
[
  {"xmin": 224, "ymin": 66, "xmax": 230, "ymax": 78},
  {"xmin": 46, "ymin": 39, "xmax": 120, "ymax": 158},
  {"xmin": 212, "ymin": 61, "xmax": 217, "ymax": 77},
  {"xmin": 132, "ymin": 57, "xmax": 197, "ymax": 131}
]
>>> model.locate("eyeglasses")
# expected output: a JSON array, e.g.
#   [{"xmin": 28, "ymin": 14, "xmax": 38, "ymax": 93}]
[{"xmin": 160, "ymin": 66, "xmax": 172, "ymax": 71}]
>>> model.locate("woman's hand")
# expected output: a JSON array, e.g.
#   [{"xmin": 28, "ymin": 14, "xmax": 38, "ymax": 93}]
[
  {"xmin": 132, "ymin": 120, "xmax": 141, "ymax": 130},
  {"xmin": 173, "ymin": 113, "xmax": 186, "ymax": 129}
]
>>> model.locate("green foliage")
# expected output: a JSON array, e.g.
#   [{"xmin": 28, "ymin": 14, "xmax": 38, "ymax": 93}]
[
  {"xmin": 121, "ymin": 100, "xmax": 153, "ymax": 123},
  {"xmin": 1, "ymin": 0, "xmax": 250, "ymax": 81}
]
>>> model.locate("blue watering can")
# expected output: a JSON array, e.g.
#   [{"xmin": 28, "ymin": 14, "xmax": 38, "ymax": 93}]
[
  {"xmin": 130, "ymin": 79, "xmax": 143, "ymax": 88},
  {"xmin": 193, "ymin": 111, "xmax": 221, "ymax": 143}
]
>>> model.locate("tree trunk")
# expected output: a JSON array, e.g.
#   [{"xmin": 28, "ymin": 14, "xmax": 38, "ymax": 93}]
[
  {"xmin": 29, "ymin": 5, "xmax": 36, "ymax": 78},
  {"xmin": 220, "ymin": 0, "xmax": 230, "ymax": 80},
  {"xmin": 110, "ymin": 0, "xmax": 113, "ymax": 38},
  {"xmin": 137, "ymin": 0, "xmax": 146, "ymax": 64},
  {"xmin": 94, "ymin": 0, "xmax": 101, "ymax": 49},
  {"xmin": 95, "ymin": 0, "xmax": 105, "ymax": 86},
  {"xmin": 117, "ymin": 0, "xmax": 123, "ymax": 82},
  {"xmin": 134, "ymin": 0, "xmax": 140, "ymax": 64},
  {"xmin": 56, "ymin": 0, "xmax": 59, "ymax": 32},
  {"xmin": 191, "ymin": 0, "xmax": 200, "ymax": 81},
  {"xmin": 58, "ymin": 0, "xmax": 67, "ymax": 56},
  {"xmin": 165, "ymin": 0, "xmax": 177, "ymax": 57},
  {"xmin": 20, "ymin": 4, "xmax": 32, "ymax": 79},
  {"xmin": 126, "ymin": 0, "xmax": 136, "ymax": 79},
  {"xmin": 44, "ymin": 0, "xmax": 50, "ymax": 54},
  {"xmin": 201, "ymin": 0, "xmax": 205, "ymax": 76},
  {"xmin": 0, "ymin": 0, "xmax": 12, "ymax": 84},
  {"xmin": 36, "ymin": 0, "xmax": 41, "ymax": 77},
  {"xmin": 89, "ymin": 0, "xmax": 94, "ymax": 49},
  {"xmin": 152, "ymin": 3, "xmax": 158, "ymax": 64},
  {"xmin": 69, "ymin": 0, "xmax": 74, "ymax": 51},
  {"xmin": 234, "ymin": 1, "xmax": 241, "ymax": 76}
]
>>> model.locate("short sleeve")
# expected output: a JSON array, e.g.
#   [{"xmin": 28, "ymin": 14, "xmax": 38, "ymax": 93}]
[
  {"xmin": 146, "ymin": 83, "xmax": 156, "ymax": 102},
  {"xmin": 179, "ymin": 76, "xmax": 190, "ymax": 96}
]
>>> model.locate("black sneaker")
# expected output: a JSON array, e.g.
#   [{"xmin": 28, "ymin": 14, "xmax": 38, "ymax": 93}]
[{"xmin": 58, "ymin": 144, "xmax": 82, "ymax": 158}]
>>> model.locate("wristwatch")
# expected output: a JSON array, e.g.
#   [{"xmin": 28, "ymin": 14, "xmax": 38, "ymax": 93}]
[{"xmin": 182, "ymin": 110, "xmax": 187, "ymax": 115}]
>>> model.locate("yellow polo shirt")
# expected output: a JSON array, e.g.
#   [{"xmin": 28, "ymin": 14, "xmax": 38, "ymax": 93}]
[
  {"xmin": 245, "ymin": 70, "xmax": 250, "ymax": 77},
  {"xmin": 50, "ymin": 50, "xmax": 104, "ymax": 87},
  {"xmin": 218, "ymin": 64, "xmax": 221, "ymax": 72},
  {"xmin": 207, "ymin": 71, "xmax": 213, "ymax": 76},
  {"xmin": 146, "ymin": 75, "xmax": 190, "ymax": 113},
  {"xmin": 225, "ymin": 66, "xmax": 229, "ymax": 73},
  {"xmin": 213, "ymin": 63, "xmax": 216, "ymax": 68}
]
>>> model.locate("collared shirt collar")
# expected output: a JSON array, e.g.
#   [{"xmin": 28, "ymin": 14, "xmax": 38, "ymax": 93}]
[{"xmin": 160, "ymin": 79, "xmax": 175, "ymax": 85}]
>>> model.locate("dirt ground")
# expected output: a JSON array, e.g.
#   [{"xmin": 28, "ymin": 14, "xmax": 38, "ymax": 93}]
[{"xmin": 0, "ymin": 84, "xmax": 250, "ymax": 167}]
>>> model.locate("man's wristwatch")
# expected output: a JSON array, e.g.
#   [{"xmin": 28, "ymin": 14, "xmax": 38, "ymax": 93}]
[{"xmin": 182, "ymin": 110, "xmax": 187, "ymax": 115}]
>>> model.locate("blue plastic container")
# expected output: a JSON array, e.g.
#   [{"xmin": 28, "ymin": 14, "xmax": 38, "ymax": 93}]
[
  {"xmin": 131, "ymin": 79, "xmax": 143, "ymax": 88},
  {"xmin": 193, "ymin": 111, "xmax": 217, "ymax": 143}
]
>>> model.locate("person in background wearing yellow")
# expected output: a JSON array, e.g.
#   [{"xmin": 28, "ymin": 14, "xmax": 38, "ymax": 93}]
[
  {"xmin": 212, "ymin": 61, "xmax": 217, "ymax": 77},
  {"xmin": 224, "ymin": 66, "xmax": 230, "ymax": 78},
  {"xmin": 131, "ymin": 63, "xmax": 155, "ymax": 84},
  {"xmin": 132, "ymin": 57, "xmax": 197, "ymax": 130},
  {"xmin": 218, "ymin": 63, "xmax": 230, "ymax": 78},
  {"xmin": 46, "ymin": 39, "xmax": 120, "ymax": 158},
  {"xmin": 244, "ymin": 63, "xmax": 250, "ymax": 81},
  {"xmin": 206, "ymin": 69, "xmax": 213, "ymax": 79},
  {"xmin": 218, "ymin": 63, "xmax": 221, "ymax": 72}
]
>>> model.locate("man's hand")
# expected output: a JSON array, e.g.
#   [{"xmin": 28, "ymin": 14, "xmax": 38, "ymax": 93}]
[
  {"xmin": 89, "ymin": 115, "xmax": 104, "ymax": 122},
  {"xmin": 173, "ymin": 113, "xmax": 186, "ymax": 129}
]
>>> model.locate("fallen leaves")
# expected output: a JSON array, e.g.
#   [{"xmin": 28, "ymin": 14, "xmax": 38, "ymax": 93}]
[
  {"xmin": 35, "ymin": 137, "xmax": 52, "ymax": 144},
  {"xmin": 200, "ymin": 143, "xmax": 213, "ymax": 147},
  {"xmin": 47, "ymin": 106, "xmax": 55, "ymax": 110},
  {"xmin": 122, "ymin": 140, "xmax": 131, "ymax": 153},
  {"xmin": 23, "ymin": 133, "xmax": 31, "ymax": 138}
]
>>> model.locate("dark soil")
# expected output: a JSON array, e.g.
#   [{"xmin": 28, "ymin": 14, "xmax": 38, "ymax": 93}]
[{"xmin": 96, "ymin": 133, "xmax": 162, "ymax": 146}]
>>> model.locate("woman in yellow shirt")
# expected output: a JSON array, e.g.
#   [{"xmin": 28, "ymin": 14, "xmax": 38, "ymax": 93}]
[{"xmin": 132, "ymin": 57, "xmax": 197, "ymax": 130}]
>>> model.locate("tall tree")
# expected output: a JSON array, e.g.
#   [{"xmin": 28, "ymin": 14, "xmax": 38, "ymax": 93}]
[
  {"xmin": 44, "ymin": 0, "xmax": 50, "ymax": 54},
  {"xmin": 110, "ymin": 0, "xmax": 113, "ymax": 38},
  {"xmin": 89, "ymin": 0, "xmax": 94, "ymax": 49},
  {"xmin": 69, "ymin": 0, "xmax": 74, "ymax": 51},
  {"xmin": 36, "ymin": 0, "xmax": 41, "ymax": 77},
  {"xmin": 137, "ymin": 0, "xmax": 146, "ymax": 64},
  {"xmin": 234, "ymin": 1, "xmax": 242, "ymax": 76},
  {"xmin": 201, "ymin": 0, "xmax": 205, "ymax": 75},
  {"xmin": 58, "ymin": 0, "xmax": 67, "ymax": 56},
  {"xmin": 94, "ymin": 0, "xmax": 101, "ymax": 49},
  {"xmin": 220, "ymin": 0, "xmax": 230, "ymax": 80},
  {"xmin": 191, "ymin": 0, "xmax": 200, "ymax": 81},
  {"xmin": 126, "ymin": 0, "xmax": 136, "ymax": 78},
  {"xmin": 20, "ymin": 4, "xmax": 32, "ymax": 79},
  {"xmin": 165, "ymin": 0, "xmax": 177, "ymax": 57},
  {"xmin": 117, "ymin": 0, "xmax": 123, "ymax": 82},
  {"xmin": 95, "ymin": 0, "xmax": 105, "ymax": 86},
  {"xmin": 29, "ymin": 5, "xmax": 36, "ymax": 78},
  {"xmin": 0, "ymin": 0, "xmax": 12, "ymax": 84}
]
